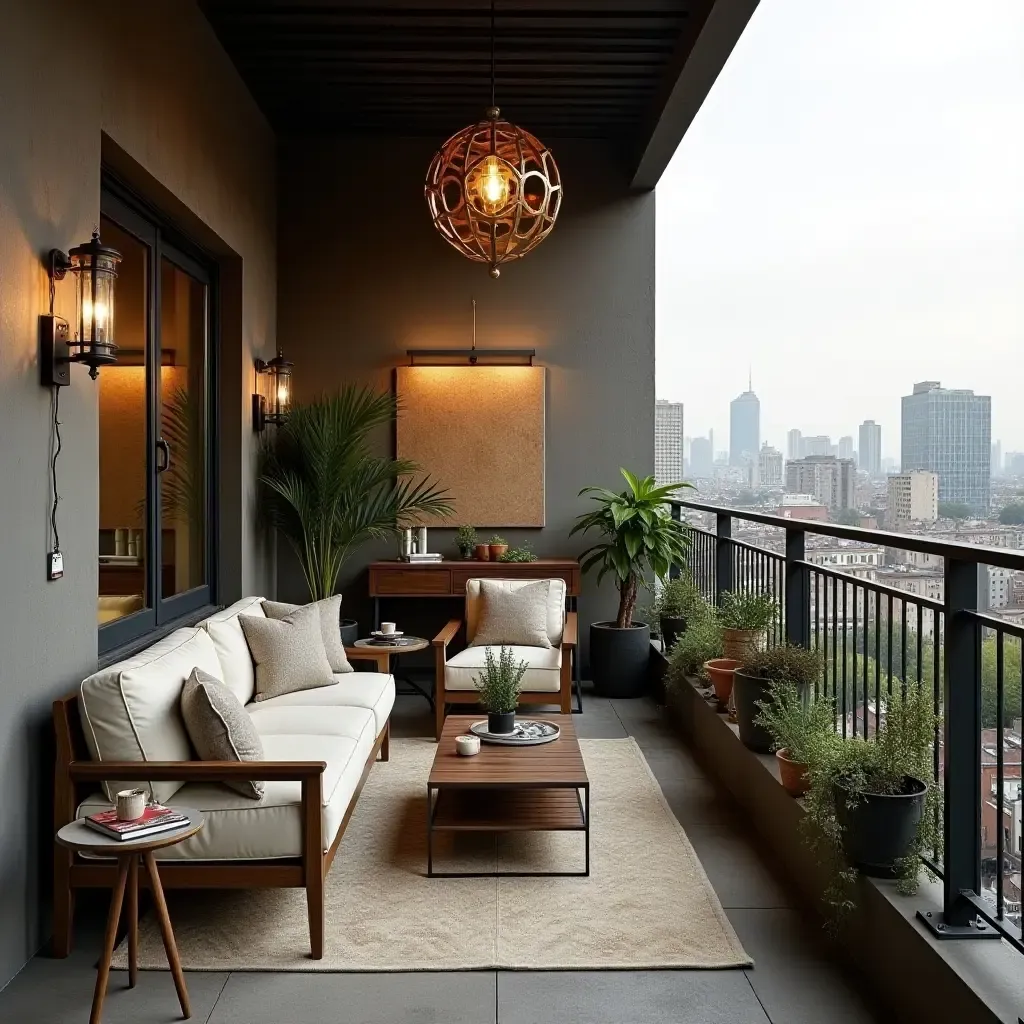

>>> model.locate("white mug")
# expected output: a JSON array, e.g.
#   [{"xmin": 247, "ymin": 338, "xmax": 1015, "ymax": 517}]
[
  {"xmin": 116, "ymin": 788, "xmax": 147, "ymax": 821},
  {"xmin": 380, "ymin": 622, "xmax": 396, "ymax": 635}
]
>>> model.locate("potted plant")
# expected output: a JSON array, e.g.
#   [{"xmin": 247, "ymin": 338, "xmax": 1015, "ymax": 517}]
[
  {"xmin": 474, "ymin": 542, "xmax": 491, "ymax": 561},
  {"xmin": 718, "ymin": 591, "xmax": 777, "ymax": 661},
  {"xmin": 474, "ymin": 645, "xmax": 528, "ymax": 734},
  {"xmin": 497, "ymin": 542, "xmax": 538, "ymax": 563},
  {"xmin": 732, "ymin": 644, "xmax": 821, "ymax": 753},
  {"xmin": 803, "ymin": 685, "xmax": 940, "ymax": 916},
  {"xmin": 258, "ymin": 388, "xmax": 453, "ymax": 644},
  {"xmin": 754, "ymin": 680, "xmax": 835, "ymax": 796},
  {"xmin": 455, "ymin": 525, "xmax": 477, "ymax": 560},
  {"xmin": 648, "ymin": 575, "xmax": 702, "ymax": 653},
  {"xmin": 488, "ymin": 534, "xmax": 508, "ymax": 560},
  {"xmin": 572, "ymin": 469, "xmax": 692, "ymax": 697}
]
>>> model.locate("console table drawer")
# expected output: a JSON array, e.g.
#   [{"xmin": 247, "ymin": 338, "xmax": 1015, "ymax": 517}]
[{"xmin": 372, "ymin": 568, "xmax": 452, "ymax": 595}]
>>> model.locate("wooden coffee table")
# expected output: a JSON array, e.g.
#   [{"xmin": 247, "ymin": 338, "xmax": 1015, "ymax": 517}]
[{"xmin": 427, "ymin": 714, "xmax": 589, "ymax": 877}]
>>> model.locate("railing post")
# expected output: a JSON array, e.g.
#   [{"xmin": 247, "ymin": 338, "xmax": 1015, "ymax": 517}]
[
  {"xmin": 784, "ymin": 527, "xmax": 809, "ymax": 648},
  {"xmin": 669, "ymin": 502, "xmax": 681, "ymax": 580},
  {"xmin": 715, "ymin": 513, "xmax": 733, "ymax": 605}
]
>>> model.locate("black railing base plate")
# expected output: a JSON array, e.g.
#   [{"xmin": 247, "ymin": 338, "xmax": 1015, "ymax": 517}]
[{"xmin": 917, "ymin": 909, "xmax": 1002, "ymax": 941}]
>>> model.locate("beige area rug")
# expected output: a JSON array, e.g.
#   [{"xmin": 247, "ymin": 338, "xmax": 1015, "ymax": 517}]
[{"xmin": 112, "ymin": 738, "xmax": 751, "ymax": 971}]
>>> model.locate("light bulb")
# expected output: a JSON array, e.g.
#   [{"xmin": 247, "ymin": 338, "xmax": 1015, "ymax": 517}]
[
  {"xmin": 470, "ymin": 155, "xmax": 512, "ymax": 216},
  {"xmin": 82, "ymin": 298, "xmax": 109, "ymax": 330}
]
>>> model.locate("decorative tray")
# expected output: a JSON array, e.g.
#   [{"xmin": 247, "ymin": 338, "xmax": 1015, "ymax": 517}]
[{"xmin": 469, "ymin": 720, "xmax": 561, "ymax": 746}]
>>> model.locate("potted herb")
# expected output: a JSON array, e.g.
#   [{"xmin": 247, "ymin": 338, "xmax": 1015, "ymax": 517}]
[
  {"xmin": 732, "ymin": 644, "xmax": 821, "ymax": 753},
  {"xmin": 474, "ymin": 645, "xmax": 528, "ymax": 734},
  {"xmin": 666, "ymin": 607, "xmax": 722, "ymax": 683},
  {"xmin": 648, "ymin": 576, "xmax": 702, "ymax": 652},
  {"xmin": 718, "ymin": 591, "xmax": 777, "ymax": 662},
  {"xmin": 497, "ymin": 542, "xmax": 538, "ymax": 563},
  {"xmin": 572, "ymin": 469, "xmax": 692, "ymax": 697},
  {"xmin": 488, "ymin": 534, "xmax": 508, "ymax": 560},
  {"xmin": 754, "ymin": 680, "xmax": 835, "ymax": 796},
  {"xmin": 455, "ymin": 525, "xmax": 477, "ymax": 560},
  {"xmin": 803, "ymin": 685, "xmax": 940, "ymax": 914}
]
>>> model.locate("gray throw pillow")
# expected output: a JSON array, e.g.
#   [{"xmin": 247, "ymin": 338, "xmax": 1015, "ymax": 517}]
[
  {"xmin": 180, "ymin": 667, "xmax": 265, "ymax": 799},
  {"xmin": 470, "ymin": 579, "xmax": 552, "ymax": 649},
  {"xmin": 262, "ymin": 595, "xmax": 353, "ymax": 673},
  {"xmin": 239, "ymin": 605, "xmax": 337, "ymax": 701}
]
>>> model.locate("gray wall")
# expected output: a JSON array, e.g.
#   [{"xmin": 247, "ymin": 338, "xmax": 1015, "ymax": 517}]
[
  {"xmin": 276, "ymin": 137, "xmax": 656, "ymax": 664},
  {"xmin": 0, "ymin": 0, "xmax": 276, "ymax": 987}
]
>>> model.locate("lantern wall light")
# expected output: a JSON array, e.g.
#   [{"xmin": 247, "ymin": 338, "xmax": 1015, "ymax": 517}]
[
  {"xmin": 252, "ymin": 350, "xmax": 294, "ymax": 432},
  {"xmin": 41, "ymin": 232, "xmax": 122, "ymax": 386}
]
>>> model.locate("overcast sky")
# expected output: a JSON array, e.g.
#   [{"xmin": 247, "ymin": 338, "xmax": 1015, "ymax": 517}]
[{"xmin": 656, "ymin": 0, "xmax": 1024, "ymax": 460}]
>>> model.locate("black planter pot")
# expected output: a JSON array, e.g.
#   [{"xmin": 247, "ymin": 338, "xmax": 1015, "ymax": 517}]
[
  {"xmin": 590, "ymin": 621, "xmax": 651, "ymax": 698},
  {"xmin": 732, "ymin": 668, "xmax": 776, "ymax": 753},
  {"xmin": 660, "ymin": 615, "xmax": 687, "ymax": 654},
  {"xmin": 488, "ymin": 711, "xmax": 516, "ymax": 734},
  {"xmin": 339, "ymin": 618, "xmax": 359, "ymax": 647},
  {"xmin": 834, "ymin": 775, "xmax": 927, "ymax": 877}
]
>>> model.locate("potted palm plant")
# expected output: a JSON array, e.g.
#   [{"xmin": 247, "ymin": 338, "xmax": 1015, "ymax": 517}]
[
  {"xmin": 648, "ymin": 575, "xmax": 702, "ymax": 653},
  {"xmin": 571, "ymin": 469, "xmax": 691, "ymax": 697},
  {"xmin": 474, "ymin": 645, "xmax": 528, "ymax": 734},
  {"xmin": 259, "ymin": 387, "xmax": 453, "ymax": 643},
  {"xmin": 732, "ymin": 644, "xmax": 821, "ymax": 753},
  {"xmin": 754, "ymin": 679, "xmax": 835, "ymax": 795},
  {"xmin": 718, "ymin": 591, "xmax": 777, "ymax": 661}
]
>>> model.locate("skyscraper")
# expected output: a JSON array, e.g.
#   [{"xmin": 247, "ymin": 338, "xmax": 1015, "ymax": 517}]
[
  {"xmin": 758, "ymin": 443, "xmax": 784, "ymax": 487},
  {"xmin": 787, "ymin": 429, "xmax": 802, "ymax": 461},
  {"xmin": 690, "ymin": 434, "xmax": 714, "ymax": 478},
  {"xmin": 838, "ymin": 435, "xmax": 855, "ymax": 462},
  {"xmin": 859, "ymin": 420, "xmax": 882, "ymax": 477},
  {"xmin": 901, "ymin": 381, "xmax": 991, "ymax": 514},
  {"xmin": 729, "ymin": 375, "xmax": 760, "ymax": 469},
  {"xmin": 654, "ymin": 400, "xmax": 684, "ymax": 488},
  {"xmin": 992, "ymin": 441, "xmax": 1002, "ymax": 477},
  {"xmin": 802, "ymin": 435, "xmax": 832, "ymax": 457}
]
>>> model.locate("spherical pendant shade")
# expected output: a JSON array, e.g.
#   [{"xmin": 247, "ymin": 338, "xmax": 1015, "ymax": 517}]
[{"xmin": 425, "ymin": 109, "xmax": 562, "ymax": 277}]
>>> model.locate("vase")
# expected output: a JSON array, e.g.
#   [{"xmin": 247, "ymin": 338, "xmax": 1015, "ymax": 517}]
[{"xmin": 487, "ymin": 711, "xmax": 515, "ymax": 734}]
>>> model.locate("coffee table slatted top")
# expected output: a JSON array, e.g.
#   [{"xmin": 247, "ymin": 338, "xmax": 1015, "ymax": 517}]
[{"xmin": 430, "ymin": 715, "xmax": 588, "ymax": 788}]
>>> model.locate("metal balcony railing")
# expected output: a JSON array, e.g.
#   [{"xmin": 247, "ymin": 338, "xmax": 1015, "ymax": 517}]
[{"xmin": 669, "ymin": 498, "xmax": 1024, "ymax": 953}]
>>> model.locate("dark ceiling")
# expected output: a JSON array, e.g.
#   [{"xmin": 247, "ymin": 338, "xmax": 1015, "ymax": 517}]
[{"xmin": 199, "ymin": 0, "xmax": 711, "ymax": 142}]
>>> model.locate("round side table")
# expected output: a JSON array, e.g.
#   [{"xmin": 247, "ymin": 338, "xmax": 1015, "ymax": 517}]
[
  {"xmin": 56, "ymin": 808, "xmax": 203, "ymax": 1024},
  {"xmin": 354, "ymin": 637, "xmax": 433, "ymax": 709}
]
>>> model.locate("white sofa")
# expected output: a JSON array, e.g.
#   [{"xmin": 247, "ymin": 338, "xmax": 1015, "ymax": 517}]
[{"xmin": 52, "ymin": 597, "xmax": 395, "ymax": 960}]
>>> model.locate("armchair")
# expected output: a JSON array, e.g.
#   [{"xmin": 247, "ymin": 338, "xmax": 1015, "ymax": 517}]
[{"xmin": 432, "ymin": 577, "xmax": 576, "ymax": 739}]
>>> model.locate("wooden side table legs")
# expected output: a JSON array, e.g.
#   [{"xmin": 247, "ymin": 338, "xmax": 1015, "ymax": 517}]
[
  {"xmin": 144, "ymin": 851, "xmax": 191, "ymax": 1020},
  {"xmin": 90, "ymin": 857, "xmax": 129, "ymax": 1024},
  {"xmin": 127, "ymin": 856, "xmax": 138, "ymax": 988}
]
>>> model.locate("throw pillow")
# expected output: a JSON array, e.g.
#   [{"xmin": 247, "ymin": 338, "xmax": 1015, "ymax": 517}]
[
  {"xmin": 239, "ymin": 605, "xmax": 337, "ymax": 701},
  {"xmin": 470, "ymin": 579, "xmax": 552, "ymax": 649},
  {"xmin": 262, "ymin": 595, "xmax": 353, "ymax": 673},
  {"xmin": 180, "ymin": 667, "xmax": 265, "ymax": 799}
]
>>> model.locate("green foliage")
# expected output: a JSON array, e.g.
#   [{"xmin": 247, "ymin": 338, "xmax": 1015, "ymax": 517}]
[
  {"xmin": 998, "ymin": 502, "xmax": 1024, "ymax": 525},
  {"xmin": 741, "ymin": 644, "xmax": 822, "ymax": 690},
  {"xmin": 802, "ymin": 685, "xmax": 942, "ymax": 919},
  {"xmin": 497, "ymin": 543, "xmax": 538, "ymax": 563},
  {"xmin": 938, "ymin": 501, "xmax": 972, "ymax": 520},
  {"xmin": 666, "ymin": 606, "xmax": 723, "ymax": 681},
  {"xmin": 258, "ymin": 389, "xmax": 453, "ymax": 601},
  {"xmin": 718, "ymin": 590, "xmax": 778, "ymax": 631},
  {"xmin": 735, "ymin": 489, "xmax": 756, "ymax": 506},
  {"xmin": 754, "ymin": 681, "xmax": 836, "ymax": 762},
  {"xmin": 571, "ymin": 469, "xmax": 693, "ymax": 629},
  {"xmin": 647, "ymin": 575, "xmax": 703, "ymax": 621},
  {"xmin": 455, "ymin": 525, "xmax": 478, "ymax": 554},
  {"xmin": 474, "ymin": 645, "xmax": 528, "ymax": 713},
  {"xmin": 835, "ymin": 508, "xmax": 862, "ymax": 527},
  {"xmin": 489, "ymin": 533, "xmax": 506, "ymax": 545}
]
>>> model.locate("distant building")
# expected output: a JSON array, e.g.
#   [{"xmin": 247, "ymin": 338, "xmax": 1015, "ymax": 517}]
[
  {"xmin": 776, "ymin": 494, "xmax": 829, "ymax": 522},
  {"xmin": 758, "ymin": 443, "xmax": 784, "ymax": 487},
  {"xmin": 689, "ymin": 434, "xmax": 714, "ymax": 478},
  {"xmin": 787, "ymin": 429, "xmax": 803, "ymax": 461},
  {"xmin": 859, "ymin": 420, "xmax": 882, "ymax": 477},
  {"xmin": 992, "ymin": 441, "xmax": 1002, "ymax": 477},
  {"xmin": 881, "ymin": 456, "xmax": 898, "ymax": 475},
  {"xmin": 654, "ymin": 400, "xmax": 684, "ymax": 488},
  {"xmin": 729, "ymin": 378, "xmax": 760, "ymax": 469},
  {"xmin": 802, "ymin": 435, "xmax": 832, "ymax": 457},
  {"xmin": 886, "ymin": 471, "xmax": 939, "ymax": 527},
  {"xmin": 901, "ymin": 381, "xmax": 990, "ymax": 514},
  {"xmin": 838, "ymin": 435, "xmax": 855, "ymax": 462},
  {"xmin": 1007, "ymin": 452, "xmax": 1024, "ymax": 477},
  {"xmin": 785, "ymin": 455, "xmax": 856, "ymax": 511}
]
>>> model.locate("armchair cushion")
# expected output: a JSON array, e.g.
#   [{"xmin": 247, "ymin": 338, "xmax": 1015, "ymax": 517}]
[
  {"xmin": 466, "ymin": 577, "xmax": 566, "ymax": 646},
  {"xmin": 445, "ymin": 644, "xmax": 562, "ymax": 693},
  {"xmin": 469, "ymin": 579, "xmax": 552, "ymax": 649}
]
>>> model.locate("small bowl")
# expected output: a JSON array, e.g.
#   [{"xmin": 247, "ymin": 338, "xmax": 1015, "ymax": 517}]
[{"xmin": 455, "ymin": 734, "xmax": 481, "ymax": 757}]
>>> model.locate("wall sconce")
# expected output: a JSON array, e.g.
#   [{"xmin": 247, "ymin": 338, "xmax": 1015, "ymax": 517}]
[
  {"xmin": 252, "ymin": 350, "xmax": 293, "ymax": 432},
  {"xmin": 41, "ymin": 232, "xmax": 122, "ymax": 385}
]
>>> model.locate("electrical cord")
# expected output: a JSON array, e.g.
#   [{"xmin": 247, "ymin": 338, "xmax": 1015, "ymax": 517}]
[{"xmin": 51, "ymin": 384, "xmax": 62, "ymax": 554}]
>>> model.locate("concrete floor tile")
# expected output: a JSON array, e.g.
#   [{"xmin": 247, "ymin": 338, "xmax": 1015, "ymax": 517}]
[{"xmin": 686, "ymin": 824, "xmax": 793, "ymax": 910}]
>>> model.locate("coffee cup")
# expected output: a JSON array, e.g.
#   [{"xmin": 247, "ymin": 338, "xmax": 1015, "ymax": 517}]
[
  {"xmin": 380, "ymin": 622, "xmax": 396, "ymax": 635},
  {"xmin": 116, "ymin": 788, "xmax": 147, "ymax": 821}
]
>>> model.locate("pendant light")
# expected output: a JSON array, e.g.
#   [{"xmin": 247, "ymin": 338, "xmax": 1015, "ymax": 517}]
[{"xmin": 424, "ymin": 0, "xmax": 562, "ymax": 278}]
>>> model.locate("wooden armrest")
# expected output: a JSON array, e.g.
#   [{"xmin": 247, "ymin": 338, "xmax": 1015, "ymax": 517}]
[
  {"xmin": 67, "ymin": 760, "xmax": 326, "ymax": 783},
  {"xmin": 433, "ymin": 618, "xmax": 462, "ymax": 647},
  {"xmin": 562, "ymin": 610, "xmax": 577, "ymax": 648},
  {"xmin": 344, "ymin": 645, "xmax": 391, "ymax": 672}
]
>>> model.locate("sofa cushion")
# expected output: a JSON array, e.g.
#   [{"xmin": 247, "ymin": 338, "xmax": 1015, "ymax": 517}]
[
  {"xmin": 469, "ymin": 578, "xmax": 552, "ymax": 649},
  {"xmin": 465, "ymin": 577, "xmax": 566, "ymax": 646},
  {"xmin": 249, "ymin": 673, "xmax": 395, "ymax": 736},
  {"xmin": 76, "ymin": 720, "xmax": 377, "ymax": 861},
  {"xmin": 263, "ymin": 596, "xmax": 353, "ymax": 674},
  {"xmin": 239, "ymin": 606, "xmax": 336, "ymax": 702},
  {"xmin": 199, "ymin": 597, "xmax": 266, "ymax": 705},
  {"xmin": 444, "ymin": 644, "xmax": 562, "ymax": 692},
  {"xmin": 79, "ymin": 627, "xmax": 222, "ymax": 803},
  {"xmin": 181, "ymin": 668, "xmax": 265, "ymax": 800}
]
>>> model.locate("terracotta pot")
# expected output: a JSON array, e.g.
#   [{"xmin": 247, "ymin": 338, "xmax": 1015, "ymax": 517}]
[
  {"xmin": 703, "ymin": 658, "xmax": 741, "ymax": 706},
  {"xmin": 721, "ymin": 627, "xmax": 764, "ymax": 663},
  {"xmin": 489, "ymin": 544, "xmax": 508, "ymax": 560},
  {"xmin": 475, "ymin": 544, "xmax": 491, "ymax": 561},
  {"xmin": 775, "ymin": 748, "xmax": 810, "ymax": 797}
]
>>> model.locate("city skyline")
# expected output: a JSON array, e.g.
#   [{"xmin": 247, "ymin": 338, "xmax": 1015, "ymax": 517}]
[{"xmin": 654, "ymin": 1, "xmax": 1024, "ymax": 455}]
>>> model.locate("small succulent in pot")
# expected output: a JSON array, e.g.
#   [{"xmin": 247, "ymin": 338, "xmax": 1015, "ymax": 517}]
[
  {"xmin": 474, "ymin": 645, "xmax": 528, "ymax": 734},
  {"xmin": 455, "ymin": 525, "xmax": 478, "ymax": 560},
  {"xmin": 488, "ymin": 534, "xmax": 508, "ymax": 560}
]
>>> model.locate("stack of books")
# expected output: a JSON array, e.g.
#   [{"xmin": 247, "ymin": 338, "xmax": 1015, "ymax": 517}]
[
  {"xmin": 84, "ymin": 806, "xmax": 190, "ymax": 841},
  {"xmin": 399, "ymin": 552, "xmax": 442, "ymax": 562}
]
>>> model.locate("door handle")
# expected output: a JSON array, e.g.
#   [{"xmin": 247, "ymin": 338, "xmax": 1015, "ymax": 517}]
[{"xmin": 156, "ymin": 437, "xmax": 171, "ymax": 474}]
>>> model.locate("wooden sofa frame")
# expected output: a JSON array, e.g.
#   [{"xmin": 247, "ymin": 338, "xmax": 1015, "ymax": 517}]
[
  {"xmin": 432, "ymin": 611, "xmax": 576, "ymax": 739},
  {"xmin": 51, "ymin": 646, "xmax": 392, "ymax": 961}
]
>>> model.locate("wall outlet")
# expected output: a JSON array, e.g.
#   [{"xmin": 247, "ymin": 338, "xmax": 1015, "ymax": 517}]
[{"xmin": 48, "ymin": 551, "xmax": 64, "ymax": 580}]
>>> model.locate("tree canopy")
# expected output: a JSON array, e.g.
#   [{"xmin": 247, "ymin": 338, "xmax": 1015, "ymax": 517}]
[
  {"xmin": 938, "ymin": 501, "xmax": 973, "ymax": 520},
  {"xmin": 998, "ymin": 502, "xmax": 1024, "ymax": 525}
]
